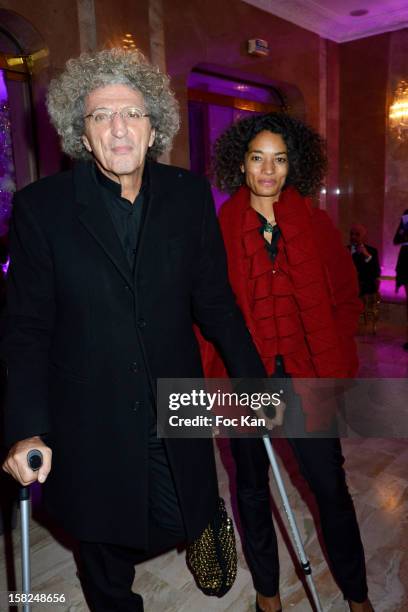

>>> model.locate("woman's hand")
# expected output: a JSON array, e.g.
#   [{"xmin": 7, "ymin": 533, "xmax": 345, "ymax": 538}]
[{"xmin": 263, "ymin": 400, "xmax": 287, "ymax": 430}]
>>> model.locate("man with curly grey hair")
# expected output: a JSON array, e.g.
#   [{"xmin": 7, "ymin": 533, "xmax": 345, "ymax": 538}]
[{"xmin": 2, "ymin": 49, "xmax": 266, "ymax": 610}]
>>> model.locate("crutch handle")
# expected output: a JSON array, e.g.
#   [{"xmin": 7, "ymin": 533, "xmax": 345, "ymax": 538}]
[
  {"xmin": 18, "ymin": 449, "xmax": 44, "ymax": 500},
  {"xmin": 27, "ymin": 449, "xmax": 43, "ymax": 472}
]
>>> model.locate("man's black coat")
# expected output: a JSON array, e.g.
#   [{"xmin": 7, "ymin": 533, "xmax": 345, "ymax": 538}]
[{"xmin": 2, "ymin": 160, "xmax": 265, "ymax": 548}]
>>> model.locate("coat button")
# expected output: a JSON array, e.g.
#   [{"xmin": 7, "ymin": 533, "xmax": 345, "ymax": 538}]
[
  {"xmin": 124, "ymin": 284, "xmax": 131, "ymax": 291},
  {"xmin": 133, "ymin": 400, "xmax": 141, "ymax": 412},
  {"xmin": 130, "ymin": 362, "xmax": 139, "ymax": 373},
  {"xmin": 137, "ymin": 318, "xmax": 146, "ymax": 328}
]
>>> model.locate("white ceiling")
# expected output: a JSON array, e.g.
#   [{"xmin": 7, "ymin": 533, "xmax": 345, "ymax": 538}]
[{"xmin": 243, "ymin": 0, "xmax": 408, "ymax": 43}]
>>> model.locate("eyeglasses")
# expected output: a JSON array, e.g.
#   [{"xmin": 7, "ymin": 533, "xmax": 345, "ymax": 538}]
[{"xmin": 84, "ymin": 106, "xmax": 150, "ymax": 125}]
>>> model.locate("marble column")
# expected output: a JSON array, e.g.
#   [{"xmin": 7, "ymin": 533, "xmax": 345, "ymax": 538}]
[
  {"xmin": 384, "ymin": 29, "xmax": 408, "ymax": 280},
  {"xmin": 318, "ymin": 36, "xmax": 328, "ymax": 211},
  {"xmin": 77, "ymin": 0, "xmax": 97, "ymax": 53},
  {"xmin": 326, "ymin": 40, "xmax": 340, "ymax": 227},
  {"xmin": 149, "ymin": 0, "xmax": 170, "ymax": 164}
]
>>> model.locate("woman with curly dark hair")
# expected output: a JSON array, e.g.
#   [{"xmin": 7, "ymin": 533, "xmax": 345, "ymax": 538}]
[{"xmin": 200, "ymin": 113, "xmax": 373, "ymax": 611}]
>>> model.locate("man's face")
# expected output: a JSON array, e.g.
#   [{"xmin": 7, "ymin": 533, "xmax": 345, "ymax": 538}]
[{"xmin": 82, "ymin": 84, "xmax": 155, "ymax": 179}]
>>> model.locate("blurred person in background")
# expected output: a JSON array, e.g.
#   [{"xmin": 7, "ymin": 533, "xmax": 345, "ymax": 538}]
[
  {"xmin": 348, "ymin": 224, "xmax": 381, "ymax": 333},
  {"xmin": 393, "ymin": 209, "xmax": 408, "ymax": 350},
  {"xmin": 349, "ymin": 224, "xmax": 381, "ymax": 297}
]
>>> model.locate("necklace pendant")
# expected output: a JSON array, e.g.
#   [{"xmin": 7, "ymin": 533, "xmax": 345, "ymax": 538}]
[{"xmin": 263, "ymin": 221, "xmax": 275, "ymax": 233}]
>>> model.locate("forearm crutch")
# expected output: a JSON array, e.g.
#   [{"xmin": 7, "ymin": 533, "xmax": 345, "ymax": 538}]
[
  {"xmin": 262, "ymin": 434, "xmax": 324, "ymax": 612},
  {"xmin": 19, "ymin": 450, "xmax": 43, "ymax": 612}
]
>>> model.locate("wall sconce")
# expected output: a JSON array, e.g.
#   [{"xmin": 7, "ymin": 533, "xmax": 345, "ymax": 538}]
[
  {"xmin": 389, "ymin": 80, "xmax": 408, "ymax": 140},
  {"xmin": 5, "ymin": 48, "xmax": 49, "ymax": 74}
]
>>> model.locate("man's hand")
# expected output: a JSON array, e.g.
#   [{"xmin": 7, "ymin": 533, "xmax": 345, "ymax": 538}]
[{"xmin": 2, "ymin": 436, "xmax": 52, "ymax": 485}]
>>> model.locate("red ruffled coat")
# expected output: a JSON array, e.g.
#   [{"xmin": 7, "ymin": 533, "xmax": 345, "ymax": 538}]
[{"xmin": 198, "ymin": 185, "xmax": 362, "ymax": 431}]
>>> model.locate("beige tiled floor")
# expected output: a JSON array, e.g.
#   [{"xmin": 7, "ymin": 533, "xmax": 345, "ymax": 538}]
[{"xmin": 1, "ymin": 322, "xmax": 407, "ymax": 611}]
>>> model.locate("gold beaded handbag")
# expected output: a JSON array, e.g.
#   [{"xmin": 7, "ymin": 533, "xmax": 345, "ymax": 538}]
[{"xmin": 186, "ymin": 497, "xmax": 237, "ymax": 597}]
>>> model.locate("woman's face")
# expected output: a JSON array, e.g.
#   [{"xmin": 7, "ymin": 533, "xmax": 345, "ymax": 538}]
[{"xmin": 241, "ymin": 130, "xmax": 289, "ymax": 201}]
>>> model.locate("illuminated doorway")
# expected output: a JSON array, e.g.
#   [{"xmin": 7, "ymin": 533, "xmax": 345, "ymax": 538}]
[
  {"xmin": 0, "ymin": 11, "xmax": 46, "ymax": 299},
  {"xmin": 0, "ymin": 26, "xmax": 39, "ymax": 232},
  {"xmin": 188, "ymin": 66, "xmax": 285, "ymax": 209}
]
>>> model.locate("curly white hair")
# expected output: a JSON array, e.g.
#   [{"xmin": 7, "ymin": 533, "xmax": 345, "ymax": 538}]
[{"xmin": 47, "ymin": 48, "xmax": 180, "ymax": 160}]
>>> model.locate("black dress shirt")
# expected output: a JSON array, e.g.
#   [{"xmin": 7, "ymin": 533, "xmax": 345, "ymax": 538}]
[
  {"xmin": 92, "ymin": 162, "xmax": 151, "ymax": 408},
  {"xmin": 258, "ymin": 213, "xmax": 281, "ymax": 261},
  {"xmin": 94, "ymin": 164, "xmax": 148, "ymax": 269}
]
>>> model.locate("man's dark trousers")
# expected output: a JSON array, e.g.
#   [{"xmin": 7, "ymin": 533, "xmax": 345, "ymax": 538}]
[{"xmin": 79, "ymin": 416, "xmax": 186, "ymax": 612}]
